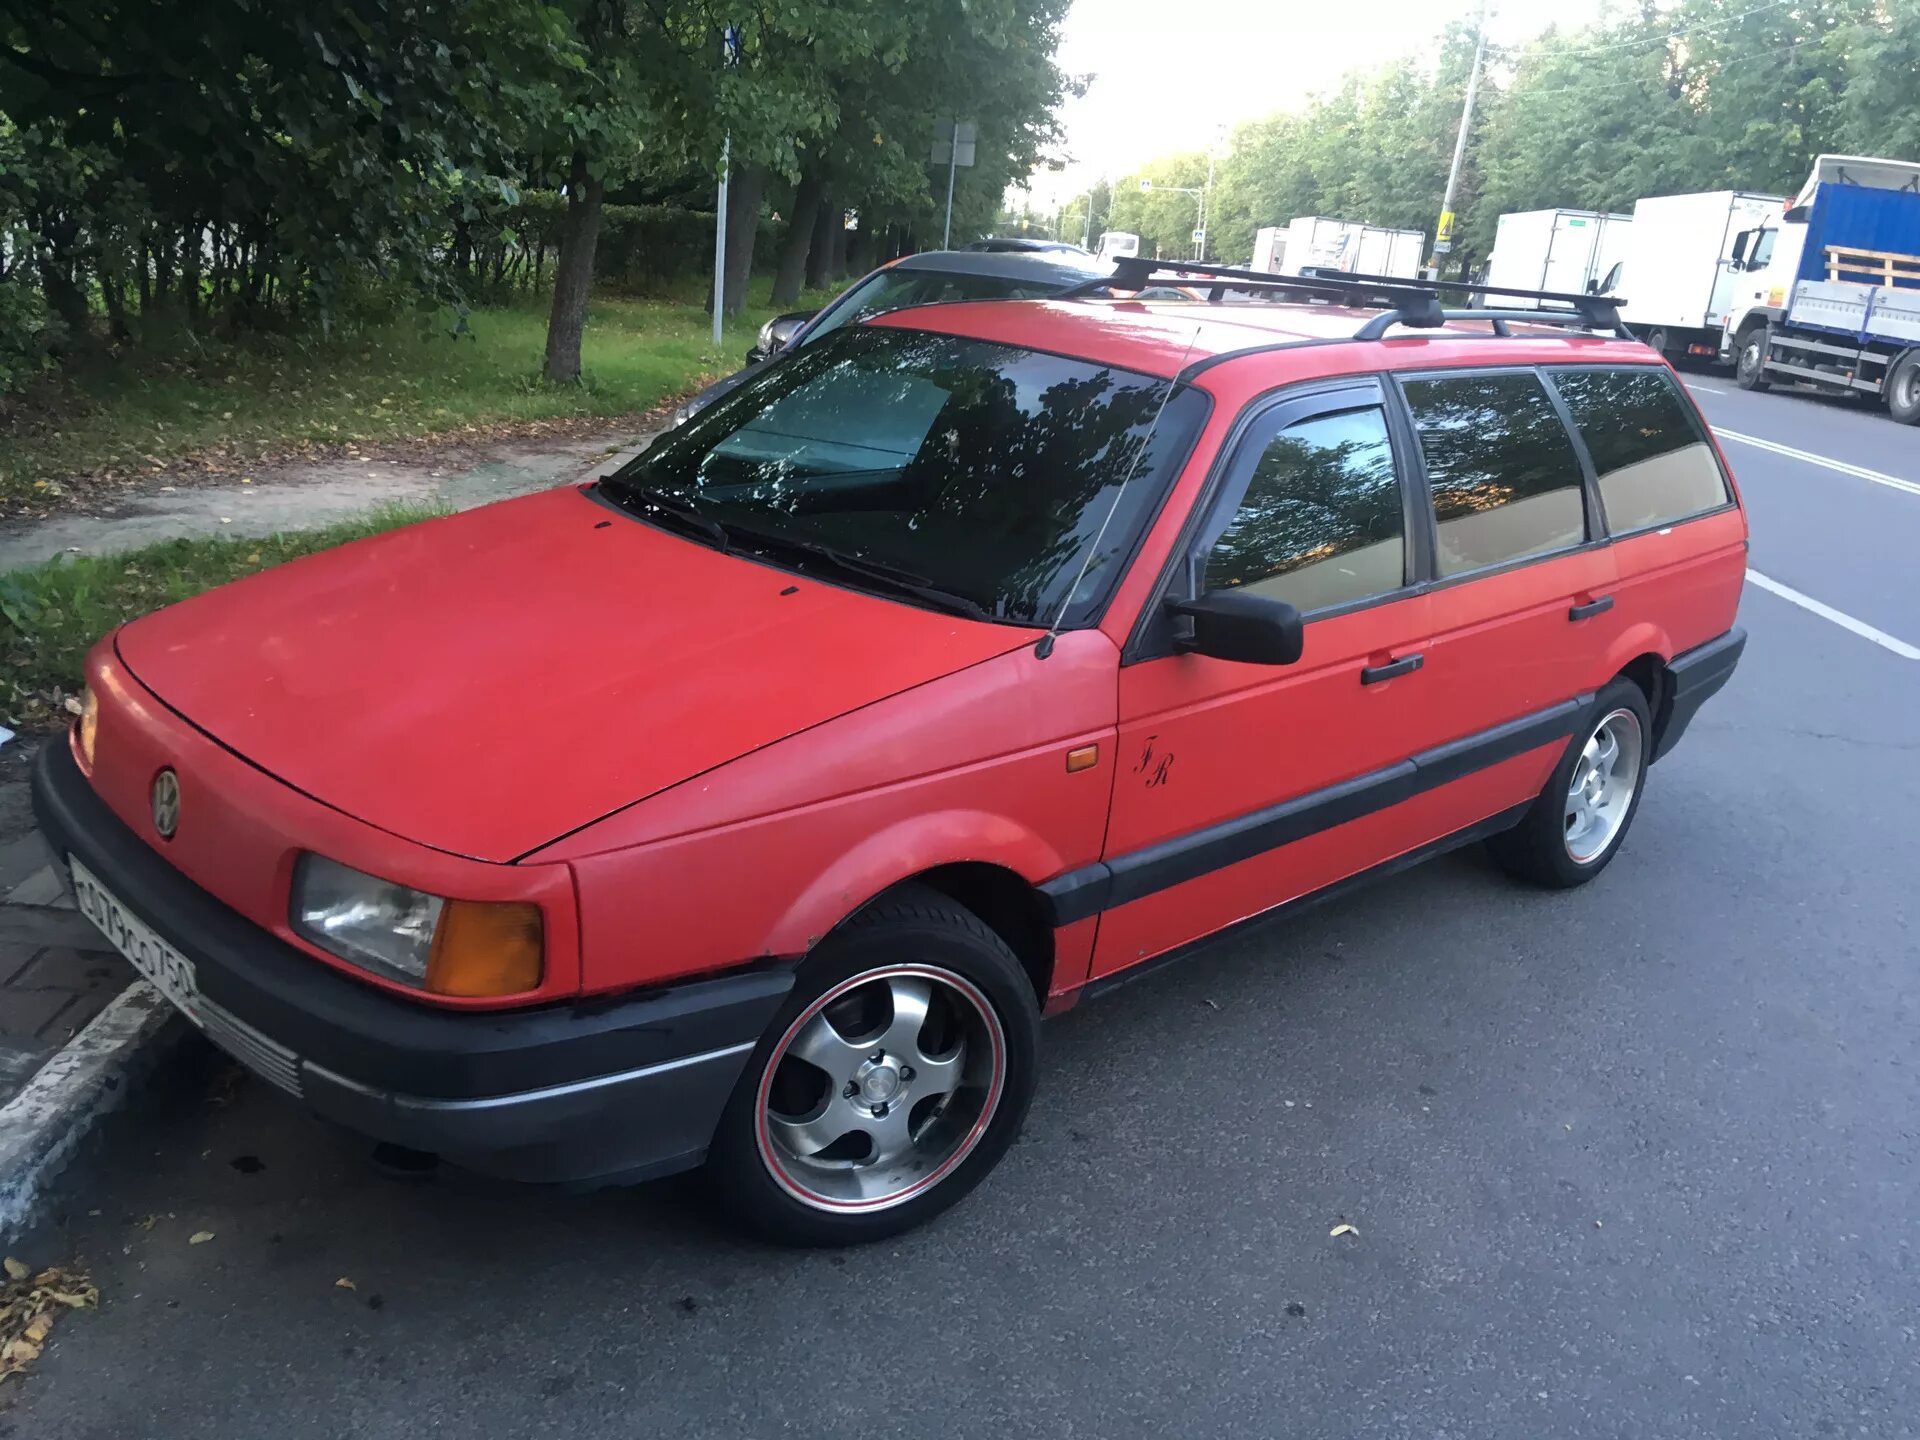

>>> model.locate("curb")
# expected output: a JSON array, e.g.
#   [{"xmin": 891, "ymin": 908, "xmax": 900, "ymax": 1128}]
[{"xmin": 0, "ymin": 981, "xmax": 184, "ymax": 1239}]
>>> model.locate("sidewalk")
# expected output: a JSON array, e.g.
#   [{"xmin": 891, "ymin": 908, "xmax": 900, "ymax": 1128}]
[{"xmin": 0, "ymin": 742, "xmax": 134, "ymax": 1101}]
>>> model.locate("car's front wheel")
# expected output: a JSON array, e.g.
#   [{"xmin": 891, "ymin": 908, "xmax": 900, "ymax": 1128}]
[
  {"xmin": 708, "ymin": 886, "xmax": 1040, "ymax": 1245},
  {"xmin": 1488, "ymin": 679, "xmax": 1652, "ymax": 889}
]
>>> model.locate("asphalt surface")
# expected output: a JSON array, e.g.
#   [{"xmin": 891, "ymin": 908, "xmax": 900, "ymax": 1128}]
[{"xmin": 9, "ymin": 374, "xmax": 1920, "ymax": 1440}]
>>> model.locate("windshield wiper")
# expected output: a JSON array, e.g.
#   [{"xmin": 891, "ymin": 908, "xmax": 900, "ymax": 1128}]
[
  {"xmin": 598, "ymin": 479, "xmax": 730, "ymax": 552},
  {"xmin": 725, "ymin": 526, "xmax": 998, "ymax": 622}
]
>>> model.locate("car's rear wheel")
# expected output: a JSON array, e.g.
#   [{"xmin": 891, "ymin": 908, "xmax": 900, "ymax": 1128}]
[
  {"xmin": 1735, "ymin": 324, "xmax": 1773, "ymax": 391},
  {"xmin": 708, "ymin": 886, "xmax": 1039, "ymax": 1245},
  {"xmin": 1488, "ymin": 679, "xmax": 1652, "ymax": 889}
]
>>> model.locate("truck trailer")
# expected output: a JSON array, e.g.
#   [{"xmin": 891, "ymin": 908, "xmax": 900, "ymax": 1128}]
[
  {"xmin": 1271, "ymin": 217, "xmax": 1423, "ymax": 279},
  {"xmin": 1613, "ymin": 190, "xmax": 1784, "ymax": 363},
  {"xmin": 1722, "ymin": 155, "xmax": 1920, "ymax": 424},
  {"xmin": 1483, "ymin": 208, "xmax": 1631, "ymax": 308}
]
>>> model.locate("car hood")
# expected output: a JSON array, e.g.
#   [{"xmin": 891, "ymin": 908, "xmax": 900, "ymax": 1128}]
[{"xmin": 116, "ymin": 486, "xmax": 1035, "ymax": 862}]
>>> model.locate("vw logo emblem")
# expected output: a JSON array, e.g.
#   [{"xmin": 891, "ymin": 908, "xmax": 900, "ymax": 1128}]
[{"xmin": 150, "ymin": 769, "xmax": 181, "ymax": 839}]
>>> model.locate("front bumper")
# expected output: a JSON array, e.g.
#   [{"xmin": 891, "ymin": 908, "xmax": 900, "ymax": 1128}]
[{"xmin": 34, "ymin": 741, "xmax": 793, "ymax": 1185}]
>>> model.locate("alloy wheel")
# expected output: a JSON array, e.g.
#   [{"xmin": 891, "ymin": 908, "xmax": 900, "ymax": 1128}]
[
  {"xmin": 1563, "ymin": 708, "xmax": 1645, "ymax": 864},
  {"xmin": 755, "ymin": 964, "xmax": 1006, "ymax": 1212}
]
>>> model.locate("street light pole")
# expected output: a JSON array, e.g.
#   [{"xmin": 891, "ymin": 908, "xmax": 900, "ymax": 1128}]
[{"xmin": 1434, "ymin": 0, "xmax": 1488, "ymax": 275}]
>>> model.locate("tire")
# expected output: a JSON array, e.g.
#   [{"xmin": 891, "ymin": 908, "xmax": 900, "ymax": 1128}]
[
  {"xmin": 1734, "ymin": 324, "xmax": 1773, "ymax": 391},
  {"xmin": 1645, "ymin": 327, "xmax": 1672, "ymax": 362},
  {"xmin": 1487, "ymin": 678, "xmax": 1653, "ymax": 890},
  {"xmin": 707, "ymin": 885, "xmax": 1040, "ymax": 1245},
  {"xmin": 1886, "ymin": 352, "xmax": 1920, "ymax": 425}
]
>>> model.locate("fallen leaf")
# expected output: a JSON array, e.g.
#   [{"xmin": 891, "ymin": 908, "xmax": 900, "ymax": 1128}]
[
  {"xmin": 1, "ymin": 1260, "xmax": 25, "ymax": 1282},
  {"xmin": 1329, "ymin": 1223, "xmax": 1358, "ymax": 1239},
  {"xmin": 188, "ymin": 1231, "xmax": 215, "ymax": 1245},
  {"xmin": 335, "ymin": 1277, "xmax": 356, "ymax": 1291},
  {"xmin": 22, "ymin": 1315, "xmax": 50, "ymax": 1344}
]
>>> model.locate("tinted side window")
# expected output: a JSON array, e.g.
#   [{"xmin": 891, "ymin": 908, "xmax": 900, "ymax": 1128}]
[
  {"xmin": 1401, "ymin": 372, "xmax": 1587, "ymax": 577},
  {"xmin": 1204, "ymin": 407, "xmax": 1404, "ymax": 613},
  {"xmin": 1550, "ymin": 367, "xmax": 1731, "ymax": 533}
]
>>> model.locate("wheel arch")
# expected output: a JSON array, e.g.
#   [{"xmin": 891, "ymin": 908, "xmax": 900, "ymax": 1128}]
[{"xmin": 758, "ymin": 812, "xmax": 1070, "ymax": 1002}]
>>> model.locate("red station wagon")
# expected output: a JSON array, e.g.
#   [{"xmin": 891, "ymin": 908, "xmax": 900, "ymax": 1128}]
[{"xmin": 36, "ymin": 262, "xmax": 1748, "ymax": 1245}]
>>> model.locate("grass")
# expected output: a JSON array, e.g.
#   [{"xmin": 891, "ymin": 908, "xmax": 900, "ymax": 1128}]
[
  {"xmin": 1, "ymin": 502, "xmax": 444, "ymax": 727},
  {"xmin": 0, "ymin": 276, "xmax": 823, "ymax": 511}
]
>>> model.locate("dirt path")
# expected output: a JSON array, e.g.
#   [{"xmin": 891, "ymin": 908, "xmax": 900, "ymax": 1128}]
[{"xmin": 0, "ymin": 418, "xmax": 661, "ymax": 573}]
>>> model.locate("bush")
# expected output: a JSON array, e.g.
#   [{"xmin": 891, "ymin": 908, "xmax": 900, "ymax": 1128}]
[{"xmin": 0, "ymin": 264, "xmax": 55, "ymax": 397}]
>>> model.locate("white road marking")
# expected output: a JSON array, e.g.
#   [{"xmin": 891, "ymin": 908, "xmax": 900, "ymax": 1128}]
[
  {"xmin": 1715, "ymin": 428, "xmax": 1920, "ymax": 498},
  {"xmin": 1688, "ymin": 383, "xmax": 1730, "ymax": 395},
  {"xmin": 1746, "ymin": 569, "xmax": 1920, "ymax": 660}
]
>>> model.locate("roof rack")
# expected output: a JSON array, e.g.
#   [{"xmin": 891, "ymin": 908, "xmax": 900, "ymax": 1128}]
[{"xmin": 1076, "ymin": 257, "xmax": 1633, "ymax": 340}]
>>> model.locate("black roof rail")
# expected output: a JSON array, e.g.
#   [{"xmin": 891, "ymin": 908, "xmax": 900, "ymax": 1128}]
[{"xmin": 1073, "ymin": 257, "xmax": 1632, "ymax": 341}]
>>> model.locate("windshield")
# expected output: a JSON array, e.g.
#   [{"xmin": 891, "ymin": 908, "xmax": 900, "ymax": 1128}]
[
  {"xmin": 801, "ymin": 268, "xmax": 1084, "ymax": 346},
  {"xmin": 609, "ymin": 325, "xmax": 1207, "ymax": 626}
]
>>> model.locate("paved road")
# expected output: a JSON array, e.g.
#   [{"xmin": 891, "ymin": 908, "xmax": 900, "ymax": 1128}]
[{"xmin": 11, "ymin": 377, "xmax": 1920, "ymax": 1440}]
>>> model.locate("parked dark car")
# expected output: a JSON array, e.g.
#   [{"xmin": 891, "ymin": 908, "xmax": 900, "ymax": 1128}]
[
  {"xmin": 668, "ymin": 249, "xmax": 1112, "ymax": 427},
  {"xmin": 964, "ymin": 236, "xmax": 1096, "ymax": 256}
]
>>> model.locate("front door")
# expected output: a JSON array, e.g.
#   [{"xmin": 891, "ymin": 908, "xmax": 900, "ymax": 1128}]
[{"xmin": 1091, "ymin": 381, "xmax": 1443, "ymax": 980}]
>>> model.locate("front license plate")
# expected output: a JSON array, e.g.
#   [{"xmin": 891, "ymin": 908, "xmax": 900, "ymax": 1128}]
[{"xmin": 68, "ymin": 856, "xmax": 202, "ymax": 1025}]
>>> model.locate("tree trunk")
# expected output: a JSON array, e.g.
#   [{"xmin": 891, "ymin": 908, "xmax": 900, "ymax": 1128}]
[
  {"xmin": 543, "ymin": 154, "xmax": 606, "ymax": 383},
  {"xmin": 719, "ymin": 164, "xmax": 763, "ymax": 320},
  {"xmin": 771, "ymin": 165, "xmax": 825, "ymax": 307},
  {"xmin": 844, "ymin": 215, "xmax": 876, "ymax": 277},
  {"xmin": 805, "ymin": 189, "xmax": 838, "ymax": 290}
]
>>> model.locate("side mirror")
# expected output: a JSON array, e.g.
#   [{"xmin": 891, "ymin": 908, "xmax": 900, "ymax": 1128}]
[
  {"xmin": 1167, "ymin": 589, "xmax": 1304, "ymax": 666},
  {"xmin": 1730, "ymin": 230, "xmax": 1751, "ymax": 266}
]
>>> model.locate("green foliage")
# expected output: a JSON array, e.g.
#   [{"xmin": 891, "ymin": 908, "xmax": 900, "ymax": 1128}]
[
  {"xmin": 1121, "ymin": 0, "xmax": 1920, "ymax": 274},
  {"xmin": 0, "ymin": 0, "xmax": 1070, "ymax": 393}
]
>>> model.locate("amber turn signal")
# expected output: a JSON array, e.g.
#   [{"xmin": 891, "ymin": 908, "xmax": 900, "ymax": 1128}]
[
  {"xmin": 1066, "ymin": 744, "xmax": 1100, "ymax": 773},
  {"xmin": 426, "ymin": 900, "xmax": 544, "ymax": 996},
  {"xmin": 77, "ymin": 688, "xmax": 99, "ymax": 772}
]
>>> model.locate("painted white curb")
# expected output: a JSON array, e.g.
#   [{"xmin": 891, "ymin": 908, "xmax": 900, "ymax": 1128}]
[{"xmin": 0, "ymin": 982, "xmax": 180, "ymax": 1238}]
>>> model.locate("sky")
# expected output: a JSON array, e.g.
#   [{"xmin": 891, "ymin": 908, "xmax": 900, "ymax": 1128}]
[{"xmin": 1023, "ymin": 0, "xmax": 1612, "ymax": 211}]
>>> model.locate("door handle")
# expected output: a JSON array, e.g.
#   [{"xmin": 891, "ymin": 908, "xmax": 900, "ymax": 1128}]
[
  {"xmin": 1568, "ymin": 595, "xmax": 1615, "ymax": 621},
  {"xmin": 1361, "ymin": 653, "xmax": 1424, "ymax": 685}
]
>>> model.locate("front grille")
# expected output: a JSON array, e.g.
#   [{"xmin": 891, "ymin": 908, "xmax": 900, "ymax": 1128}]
[{"xmin": 200, "ymin": 998, "xmax": 303, "ymax": 1098}]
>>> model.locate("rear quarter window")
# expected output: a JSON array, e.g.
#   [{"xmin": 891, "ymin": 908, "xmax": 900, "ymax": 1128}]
[{"xmin": 1549, "ymin": 367, "xmax": 1731, "ymax": 534}]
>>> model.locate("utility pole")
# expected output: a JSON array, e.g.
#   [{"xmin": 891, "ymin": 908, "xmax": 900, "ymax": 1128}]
[
  {"xmin": 1433, "ymin": 0, "xmax": 1488, "ymax": 277},
  {"xmin": 942, "ymin": 119, "xmax": 959, "ymax": 247},
  {"xmin": 1200, "ymin": 146, "xmax": 1217, "ymax": 261}
]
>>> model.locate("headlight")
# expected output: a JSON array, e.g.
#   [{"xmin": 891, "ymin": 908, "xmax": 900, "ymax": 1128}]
[{"xmin": 291, "ymin": 855, "xmax": 543, "ymax": 996}]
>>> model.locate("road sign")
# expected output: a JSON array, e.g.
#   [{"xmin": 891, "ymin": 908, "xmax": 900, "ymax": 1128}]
[
  {"xmin": 1139, "ymin": 179, "xmax": 1153, "ymax": 192},
  {"xmin": 1436, "ymin": 210, "xmax": 1456, "ymax": 244},
  {"xmin": 930, "ymin": 120, "xmax": 977, "ymax": 168},
  {"xmin": 1192, "ymin": 229, "xmax": 1205, "ymax": 245},
  {"xmin": 1434, "ymin": 240, "xmax": 1453, "ymax": 255}
]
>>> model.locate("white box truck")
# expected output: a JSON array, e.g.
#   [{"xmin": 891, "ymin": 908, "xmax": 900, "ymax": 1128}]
[
  {"xmin": 1483, "ymin": 209, "xmax": 1630, "ymax": 307},
  {"xmin": 1275, "ymin": 217, "xmax": 1423, "ymax": 279},
  {"xmin": 1722, "ymin": 154, "xmax": 1920, "ymax": 423},
  {"xmin": 1613, "ymin": 190, "xmax": 1785, "ymax": 363},
  {"xmin": 1252, "ymin": 226, "xmax": 1287, "ymax": 274}
]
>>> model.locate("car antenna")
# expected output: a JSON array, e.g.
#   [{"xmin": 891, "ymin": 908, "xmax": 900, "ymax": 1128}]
[{"xmin": 1035, "ymin": 326, "xmax": 1202, "ymax": 660}]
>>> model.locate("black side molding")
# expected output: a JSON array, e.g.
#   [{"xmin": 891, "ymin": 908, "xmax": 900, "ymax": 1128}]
[
  {"xmin": 1651, "ymin": 626, "xmax": 1746, "ymax": 764},
  {"xmin": 1038, "ymin": 697, "xmax": 1587, "ymax": 926}
]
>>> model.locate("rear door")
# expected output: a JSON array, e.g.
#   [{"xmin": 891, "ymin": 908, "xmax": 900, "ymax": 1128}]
[
  {"xmin": 1387, "ymin": 368, "xmax": 1624, "ymax": 831},
  {"xmin": 1090, "ymin": 380, "xmax": 1439, "ymax": 979},
  {"xmin": 1544, "ymin": 364, "xmax": 1746, "ymax": 660}
]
